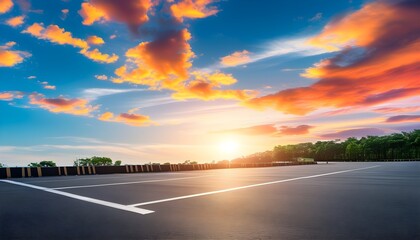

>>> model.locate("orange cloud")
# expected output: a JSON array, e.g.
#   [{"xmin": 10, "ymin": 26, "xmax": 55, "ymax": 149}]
[
  {"xmin": 385, "ymin": 115, "xmax": 420, "ymax": 123},
  {"xmin": 170, "ymin": 0, "xmax": 218, "ymax": 21},
  {"xmin": 0, "ymin": 50, "xmax": 24, "ymax": 67},
  {"xmin": 43, "ymin": 85, "xmax": 56, "ymax": 90},
  {"xmin": 87, "ymin": 35, "xmax": 105, "ymax": 45},
  {"xmin": 172, "ymin": 71, "xmax": 255, "ymax": 101},
  {"xmin": 0, "ymin": 92, "xmax": 14, "ymax": 100},
  {"xmin": 114, "ymin": 29, "xmax": 193, "ymax": 88},
  {"xmin": 0, "ymin": 0, "xmax": 13, "ymax": 13},
  {"xmin": 6, "ymin": 15, "xmax": 25, "ymax": 27},
  {"xmin": 29, "ymin": 94, "xmax": 98, "ymax": 116},
  {"xmin": 0, "ymin": 91, "xmax": 22, "ymax": 101},
  {"xmin": 308, "ymin": 2, "xmax": 402, "ymax": 51},
  {"xmin": 220, "ymin": 50, "xmax": 251, "ymax": 67},
  {"xmin": 95, "ymin": 74, "xmax": 108, "ymax": 80},
  {"xmin": 79, "ymin": 0, "xmax": 153, "ymax": 33},
  {"xmin": 79, "ymin": 3, "xmax": 107, "ymax": 25},
  {"xmin": 246, "ymin": 0, "xmax": 420, "ymax": 115},
  {"xmin": 98, "ymin": 111, "xmax": 153, "ymax": 126},
  {"xmin": 23, "ymin": 23, "xmax": 118, "ymax": 64},
  {"xmin": 113, "ymin": 29, "xmax": 253, "ymax": 101},
  {"xmin": 23, "ymin": 23, "xmax": 88, "ymax": 48},
  {"xmin": 0, "ymin": 42, "xmax": 30, "ymax": 67},
  {"xmin": 80, "ymin": 48, "xmax": 118, "ymax": 63},
  {"xmin": 98, "ymin": 111, "xmax": 114, "ymax": 121}
]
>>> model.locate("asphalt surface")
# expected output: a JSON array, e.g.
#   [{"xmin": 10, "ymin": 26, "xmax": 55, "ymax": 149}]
[{"xmin": 1, "ymin": 162, "xmax": 419, "ymax": 240}]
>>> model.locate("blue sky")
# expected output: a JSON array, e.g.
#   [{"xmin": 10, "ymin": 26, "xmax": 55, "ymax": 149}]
[{"xmin": 1, "ymin": 0, "xmax": 419, "ymax": 166}]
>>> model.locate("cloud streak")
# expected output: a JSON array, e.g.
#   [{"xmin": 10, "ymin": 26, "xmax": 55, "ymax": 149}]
[
  {"xmin": 216, "ymin": 124, "xmax": 313, "ymax": 136},
  {"xmin": 320, "ymin": 128, "xmax": 385, "ymax": 139},
  {"xmin": 217, "ymin": 36, "xmax": 330, "ymax": 68},
  {"xmin": 385, "ymin": 115, "xmax": 420, "ymax": 123},
  {"xmin": 82, "ymin": 88, "xmax": 146, "ymax": 101}
]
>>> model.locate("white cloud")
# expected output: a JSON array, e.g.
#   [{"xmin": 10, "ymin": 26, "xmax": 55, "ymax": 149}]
[
  {"xmin": 82, "ymin": 88, "xmax": 147, "ymax": 101},
  {"xmin": 212, "ymin": 36, "xmax": 333, "ymax": 70}
]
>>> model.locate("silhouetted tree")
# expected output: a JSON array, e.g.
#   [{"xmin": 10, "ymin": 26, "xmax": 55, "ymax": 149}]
[{"xmin": 232, "ymin": 129, "xmax": 420, "ymax": 163}]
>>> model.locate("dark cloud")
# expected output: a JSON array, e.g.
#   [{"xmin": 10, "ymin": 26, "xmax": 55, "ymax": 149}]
[
  {"xmin": 385, "ymin": 115, "xmax": 420, "ymax": 123},
  {"xmin": 320, "ymin": 128, "xmax": 386, "ymax": 139}
]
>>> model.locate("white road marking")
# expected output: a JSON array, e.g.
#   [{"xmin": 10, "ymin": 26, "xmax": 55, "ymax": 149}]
[
  {"xmin": 0, "ymin": 180, "xmax": 154, "ymax": 215},
  {"xmin": 129, "ymin": 165, "xmax": 380, "ymax": 207},
  {"xmin": 24, "ymin": 172, "xmax": 191, "ymax": 183},
  {"xmin": 52, "ymin": 175, "xmax": 211, "ymax": 190}
]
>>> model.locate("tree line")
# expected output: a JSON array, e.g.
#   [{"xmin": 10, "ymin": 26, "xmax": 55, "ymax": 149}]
[
  {"xmin": 232, "ymin": 129, "xmax": 420, "ymax": 163},
  {"xmin": 15, "ymin": 157, "xmax": 123, "ymax": 168},
  {"xmin": 74, "ymin": 156, "xmax": 122, "ymax": 166}
]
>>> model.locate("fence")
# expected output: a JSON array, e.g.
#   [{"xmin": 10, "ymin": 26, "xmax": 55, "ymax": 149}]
[{"xmin": 0, "ymin": 162, "xmax": 316, "ymax": 179}]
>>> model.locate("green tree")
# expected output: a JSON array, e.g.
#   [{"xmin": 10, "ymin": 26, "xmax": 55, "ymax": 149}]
[
  {"xmin": 74, "ymin": 158, "xmax": 92, "ymax": 166},
  {"xmin": 28, "ymin": 161, "xmax": 57, "ymax": 167},
  {"xmin": 91, "ymin": 156, "xmax": 113, "ymax": 166},
  {"xmin": 28, "ymin": 162, "xmax": 41, "ymax": 167},
  {"xmin": 114, "ymin": 160, "xmax": 122, "ymax": 166},
  {"xmin": 0, "ymin": 163, "xmax": 4, "ymax": 168},
  {"xmin": 40, "ymin": 161, "xmax": 57, "ymax": 167},
  {"xmin": 74, "ymin": 156, "xmax": 114, "ymax": 166}
]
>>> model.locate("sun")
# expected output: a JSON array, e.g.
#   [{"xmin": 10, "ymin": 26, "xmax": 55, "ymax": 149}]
[{"xmin": 219, "ymin": 140, "xmax": 240, "ymax": 154}]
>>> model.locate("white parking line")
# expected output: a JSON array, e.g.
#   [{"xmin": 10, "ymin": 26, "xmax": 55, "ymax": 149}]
[
  {"xmin": 24, "ymin": 172, "xmax": 191, "ymax": 183},
  {"xmin": 129, "ymin": 165, "xmax": 380, "ymax": 207},
  {"xmin": 0, "ymin": 180, "xmax": 154, "ymax": 215},
  {"xmin": 52, "ymin": 175, "xmax": 211, "ymax": 190}
]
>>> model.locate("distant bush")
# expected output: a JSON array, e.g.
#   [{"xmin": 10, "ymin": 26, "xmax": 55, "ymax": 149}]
[
  {"xmin": 74, "ymin": 156, "xmax": 121, "ymax": 166},
  {"xmin": 182, "ymin": 160, "xmax": 197, "ymax": 165},
  {"xmin": 28, "ymin": 161, "xmax": 57, "ymax": 167}
]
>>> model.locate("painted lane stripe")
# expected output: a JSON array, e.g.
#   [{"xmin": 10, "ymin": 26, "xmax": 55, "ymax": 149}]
[
  {"xmin": 129, "ymin": 165, "xmax": 380, "ymax": 207},
  {"xmin": 0, "ymin": 180, "xmax": 154, "ymax": 215},
  {"xmin": 24, "ymin": 172, "xmax": 195, "ymax": 183},
  {"xmin": 52, "ymin": 175, "xmax": 212, "ymax": 190}
]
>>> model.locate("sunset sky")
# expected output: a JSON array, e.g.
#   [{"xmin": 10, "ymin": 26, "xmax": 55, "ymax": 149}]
[{"xmin": 1, "ymin": 0, "xmax": 419, "ymax": 166}]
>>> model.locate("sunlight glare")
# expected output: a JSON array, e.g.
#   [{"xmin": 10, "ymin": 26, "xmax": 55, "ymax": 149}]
[{"xmin": 219, "ymin": 140, "xmax": 240, "ymax": 154}]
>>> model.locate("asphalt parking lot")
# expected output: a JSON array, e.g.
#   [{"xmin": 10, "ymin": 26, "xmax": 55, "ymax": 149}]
[{"xmin": 1, "ymin": 162, "xmax": 419, "ymax": 239}]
